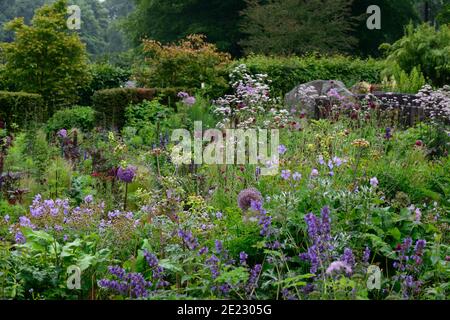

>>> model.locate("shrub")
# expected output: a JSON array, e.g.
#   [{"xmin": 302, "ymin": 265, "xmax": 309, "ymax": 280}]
[
  {"xmin": 46, "ymin": 106, "xmax": 96, "ymax": 134},
  {"xmin": 0, "ymin": 91, "xmax": 45, "ymax": 128},
  {"xmin": 380, "ymin": 23, "xmax": 450, "ymax": 87},
  {"xmin": 93, "ymin": 88, "xmax": 157, "ymax": 129},
  {"xmin": 235, "ymin": 55, "xmax": 385, "ymax": 96},
  {"xmin": 381, "ymin": 66, "xmax": 426, "ymax": 94},
  {"xmin": 78, "ymin": 63, "xmax": 132, "ymax": 106},
  {"xmin": 92, "ymin": 87, "xmax": 188, "ymax": 129},
  {"xmin": 134, "ymin": 34, "xmax": 230, "ymax": 97}
]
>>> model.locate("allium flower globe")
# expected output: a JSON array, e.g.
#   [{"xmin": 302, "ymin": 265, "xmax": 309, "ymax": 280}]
[{"xmin": 238, "ymin": 188, "xmax": 263, "ymax": 211}]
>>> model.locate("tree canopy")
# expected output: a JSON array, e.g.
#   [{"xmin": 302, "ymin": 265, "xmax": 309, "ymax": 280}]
[
  {"xmin": 1, "ymin": 0, "xmax": 91, "ymax": 108},
  {"xmin": 239, "ymin": 0, "xmax": 357, "ymax": 56}
]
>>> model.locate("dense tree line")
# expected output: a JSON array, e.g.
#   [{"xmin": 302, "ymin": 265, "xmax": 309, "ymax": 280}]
[
  {"xmin": 0, "ymin": 0, "xmax": 134, "ymax": 58},
  {"xmin": 1, "ymin": 0, "xmax": 449, "ymax": 59}
]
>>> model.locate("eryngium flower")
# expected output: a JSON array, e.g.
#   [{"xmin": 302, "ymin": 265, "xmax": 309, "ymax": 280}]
[{"xmin": 238, "ymin": 188, "xmax": 262, "ymax": 211}]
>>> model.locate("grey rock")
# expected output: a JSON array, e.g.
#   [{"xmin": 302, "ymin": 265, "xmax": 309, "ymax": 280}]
[{"xmin": 285, "ymin": 80, "xmax": 354, "ymax": 116}]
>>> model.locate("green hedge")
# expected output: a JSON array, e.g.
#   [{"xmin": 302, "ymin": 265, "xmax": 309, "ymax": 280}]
[
  {"xmin": 92, "ymin": 87, "xmax": 189, "ymax": 129},
  {"xmin": 234, "ymin": 55, "xmax": 386, "ymax": 96},
  {"xmin": 0, "ymin": 91, "xmax": 45, "ymax": 128},
  {"xmin": 46, "ymin": 106, "xmax": 96, "ymax": 134}
]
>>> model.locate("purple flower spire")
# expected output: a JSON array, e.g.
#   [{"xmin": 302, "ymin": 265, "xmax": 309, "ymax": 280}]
[
  {"xmin": 240, "ymin": 252, "xmax": 248, "ymax": 265},
  {"xmin": 363, "ymin": 247, "xmax": 371, "ymax": 264},
  {"xmin": 342, "ymin": 248, "xmax": 355, "ymax": 268}
]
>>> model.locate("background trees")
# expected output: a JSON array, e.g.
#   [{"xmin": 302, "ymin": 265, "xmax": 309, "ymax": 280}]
[
  {"xmin": 239, "ymin": 0, "xmax": 357, "ymax": 56},
  {"xmin": 2, "ymin": 0, "xmax": 448, "ymax": 59},
  {"xmin": 125, "ymin": 0, "xmax": 246, "ymax": 56},
  {"xmin": 1, "ymin": 0, "xmax": 91, "ymax": 109}
]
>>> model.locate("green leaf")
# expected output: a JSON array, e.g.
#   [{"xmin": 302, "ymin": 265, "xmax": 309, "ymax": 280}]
[{"xmin": 387, "ymin": 228, "xmax": 401, "ymax": 241}]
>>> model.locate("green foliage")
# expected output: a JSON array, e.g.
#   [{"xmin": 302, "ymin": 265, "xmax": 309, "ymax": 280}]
[
  {"xmin": 126, "ymin": 0, "xmax": 245, "ymax": 55},
  {"xmin": 92, "ymin": 88, "xmax": 157, "ymax": 129},
  {"xmin": 236, "ymin": 55, "xmax": 385, "ymax": 96},
  {"xmin": 92, "ymin": 87, "xmax": 187, "ymax": 129},
  {"xmin": 381, "ymin": 23, "xmax": 450, "ymax": 87},
  {"xmin": 4, "ymin": 228, "xmax": 111, "ymax": 299},
  {"xmin": 382, "ymin": 66, "xmax": 426, "ymax": 93},
  {"xmin": 437, "ymin": 3, "xmax": 450, "ymax": 25},
  {"xmin": 46, "ymin": 106, "xmax": 96, "ymax": 134},
  {"xmin": 134, "ymin": 35, "xmax": 230, "ymax": 97},
  {"xmin": 78, "ymin": 63, "xmax": 131, "ymax": 106},
  {"xmin": 240, "ymin": 0, "xmax": 357, "ymax": 56},
  {"xmin": 0, "ymin": 0, "xmax": 92, "ymax": 110},
  {"xmin": 0, "ymin": 91, "xmax": 45, "ymax": 128}
]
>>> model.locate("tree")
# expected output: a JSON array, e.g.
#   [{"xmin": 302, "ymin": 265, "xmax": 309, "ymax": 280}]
[
  {"xmin": 103, "ymin": 0, "xmax": 135, "ymax": 59},
  {"xmin": 0, "ymin": 0, "xmax": 117, "ymax": 59},
  {"xmin": 381, "ymin": 23, "xmax": 450, "ymax": 87},
  {"xmin": 239, "ymin": 0, "xmax": 357, "ymax": 56},
  {"xmin": 351, "ymin": 0, "xmax": 419, "ymax": 57},
  {"xmin": 0, "ymin": 0, "xmax": 92, "ymax": 109},
  {"xmin": 125, "ymin": 0, "xmax": 246, "ymax": 56}
]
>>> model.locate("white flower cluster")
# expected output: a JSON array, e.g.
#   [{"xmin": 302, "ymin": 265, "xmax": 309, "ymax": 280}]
[
  {"xmin": 292, "ymin": 85, "xmax": 319, "ymax": 113},
  {"xmin": 213, "ymin": 64, "xmax": 290, "ymax": 129},
  {"xmin": 414, "ymin": 85, "xmax": 450, "ymax": 124}
]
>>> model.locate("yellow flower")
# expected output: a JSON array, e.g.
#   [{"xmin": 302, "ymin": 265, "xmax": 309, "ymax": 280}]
[{"xmin": 351, "ymin": 139, "xmax": 370, "ymax": 148}]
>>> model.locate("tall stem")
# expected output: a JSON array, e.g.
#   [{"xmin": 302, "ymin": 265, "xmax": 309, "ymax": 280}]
[{"xmin": 124, "ymin": 182, "xmax": 128, "ymax": 211}]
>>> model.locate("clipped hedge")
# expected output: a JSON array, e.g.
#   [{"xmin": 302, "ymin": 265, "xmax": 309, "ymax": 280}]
[
  {"xmin": 235, "ymin": 55, "xmax": 386, "ymax": 96},
  {"xmin": 0, "ymin": 91, "xmax": 45, "ymax": 128},
  {"xmin": 92, "ymin": 87, "xmax": 189, "ymax": 129}
]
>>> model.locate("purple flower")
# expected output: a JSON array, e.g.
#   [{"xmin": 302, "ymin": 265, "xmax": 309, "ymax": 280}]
[
  {"xmin": 184, "ymin": 96, "xmax": 196, "ymax": 106},
  {"xmin": 117, "ymin": 166, "xmax": 136, "ymax": 183},
  {"xmin": 318, "ymin": 155, "xmax": 325, "ymax": 165},
  {"xmin": 246, "ymin": 264, "xmax": 262, "ymax": 293},
  {"xmin": 300, "ymin": 206, "xmax": 333, "ymax": 274},
  {"xmin": 342, "ymin": 248, "xmax": 355, "ymax": 268},
  {"xmin": 57, "ymin": 129, "xmax": 67, "ymax": 138},
  {"xmin": 414, "ymin": 208, "xmax": 422, "ymax": 223},
  {"xmin": 384, "ymin": 127, "xmax": 392, "ymax": 140},
  {"xmin": 310, "ymin": 168, "xmax": 319, "ymax": 178},
  {"xmin": 215, "ymin": 240, "xmax": 223, "ymax": 254},
  {"xmin": 363, "ymin": 247, "xmax": 371, "ymax": 264},
  {"xmin": 326, "ymin": 261, "xmax": 352, "ymax": 275},
  {"xmin": 177, "ymin": 92, "xmax": 189, "ymax": 99},
  {"xmin": 198, "ymin": 247, "xmax": 209, "ymax": 255},
  {"xmin": 84, "ymin": 195, "xmax": 94, "ymax": 204},
  {"xmin": 99, "ymin": 266, "xmax": 152, "ymax": 298},
  {"xmin": 281, "ymin": 170, "xmax": 291, "ymax": 180},
  {"xmin": 215, "ymin": 212, "xmax": 223, "ymax": 220},
  {"xmin": 237, "ymin": 188, "xmax": 263, "ymax": 211},
  {"xmin": 240, "ymin": 251, "xmax": 248, "ymax": 265},
  {"xmin": 370, "ymin": 177, "xmax": 379, "ymax": 188},
  {"xmin": 19, "ymin": 216, "xmax": 35, "ymax": 229},
  {"xmin": 333, "ymin": 157, "xmax": 342, "ymax": 167},
  {"xmin": 327, "ymin": 88, "xmax": 341, "ymax": 99},
  {"xmin": 327, "ymin": 160, "xmax": 334, "ymax": 170},
  {"xmin": 4, "ymin": 215, "xmax": 9, "ymax": 223},
  {"xmin": 277, "ymin": 144, "xmax": 287, "ymax": 155},
  {"xmin": 178, "ymin": 230, "xmax": 199, "ymax": 250},
  {"xmin": 143, "ymin": 250, "xmax": 159, "ymax": 268},
  {"xmin": 206, "ymin": 255, "xmax": 220, "ymax": 279},
  {"xmin": 250, "ymin": 200, "xmax": 263, "ymax": 212},
  {"xmin": 15, "ymin": 231, "xmax": 25, "ymax": 244},
  {"xmin": 293, "ymin": 172, "xmax": 302, "ymax": 181}
]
